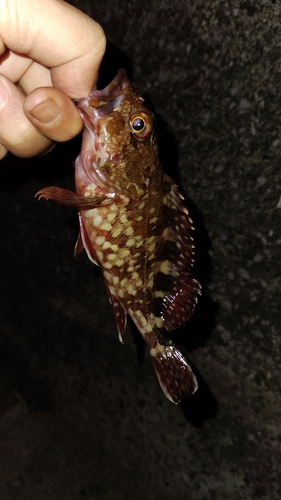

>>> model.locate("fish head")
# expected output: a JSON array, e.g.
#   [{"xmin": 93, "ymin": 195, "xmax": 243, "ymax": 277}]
[{"xmin": 75, "ymin": 70, "xmax": 158, "ymax": 197}]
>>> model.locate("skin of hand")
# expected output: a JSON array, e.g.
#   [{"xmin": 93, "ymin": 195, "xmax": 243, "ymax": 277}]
[{"xmin": 0, "ymin": 0, "xmax": 106, "ymax": 159}]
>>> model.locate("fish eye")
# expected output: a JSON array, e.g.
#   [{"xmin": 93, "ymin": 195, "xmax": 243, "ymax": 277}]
[
  {"xmin": 129, "ymin": 110, "xmax": 154, "ymax": 139},
  {"xmin": 132, "ymin": 117, "xmax": 145, "ymax": 132}
]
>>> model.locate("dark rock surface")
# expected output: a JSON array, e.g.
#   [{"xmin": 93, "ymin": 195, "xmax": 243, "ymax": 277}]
[{"xmin": 0, "ymin": 0, "xmax": 280, "ymax": 498}]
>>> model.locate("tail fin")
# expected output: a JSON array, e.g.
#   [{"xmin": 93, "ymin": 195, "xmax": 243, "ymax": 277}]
[{"xmin": 150, "ymin": 341, "xmax": 198, "ymax": 403}]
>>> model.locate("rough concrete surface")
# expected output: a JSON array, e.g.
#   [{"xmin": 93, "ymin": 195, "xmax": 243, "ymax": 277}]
[
  {"xmin": 0, "ymin": 408, "xmax": 165, "ymax": 500},
  {"xmin": 0, "ymin": 0, "xmax": 280, "ymax": 499}
]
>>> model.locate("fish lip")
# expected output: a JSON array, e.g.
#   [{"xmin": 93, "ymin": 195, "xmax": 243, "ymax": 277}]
[
  {"xmin": 76, "ymin": 69, "xmax": 130, "ymax": 112},
  {"xmin": 75, "ymin": 69, "xmax": 129, "ymax": 128},
  {"xmin": 89, "ymin": 68, "xmax": 130, "ymax": 102},
  {"xmin": 77, "ymin": 94, "xmax": 124, "ymax": 130}
]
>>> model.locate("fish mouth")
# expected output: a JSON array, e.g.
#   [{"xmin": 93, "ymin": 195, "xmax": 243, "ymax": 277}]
[
  {"xmin": 76, "ymin": 69, "xmax": 129, "ymax": 112},
  {"xmin": 75, "ymin": 69, "xmax": 130, "ymax": 129},
  {"xmin": 87, "ymin": 69, "xmax": 130, "ymax": 107}
]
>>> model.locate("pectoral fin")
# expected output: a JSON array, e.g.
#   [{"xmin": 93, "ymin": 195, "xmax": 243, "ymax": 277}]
[{"xmin": 36, "ymin": 186, "xmax": 111, "ymax": 208}]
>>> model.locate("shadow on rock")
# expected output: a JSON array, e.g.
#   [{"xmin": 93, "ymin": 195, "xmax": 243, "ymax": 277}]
[{"xmin": 180, "ymin": 368, "xmax": 218, "ymax": 427}]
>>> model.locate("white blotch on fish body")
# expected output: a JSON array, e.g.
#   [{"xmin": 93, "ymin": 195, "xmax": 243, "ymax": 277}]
[
  {"xmin": 126, "ymin": 238, "xmax": 135, "ymax": 247},
  {"xmin": 107, "ymin": 212, "xmax": 117, "ymax": 222},
  {"xmin": 112, "ymin": 228, "xmax": 122, "ymax": 238},
  {"xmin": 125, "ymin": 226, "xmax": 134, "ymax": 236},
  {"xmin": 93, "ymin": 214, "xmax": 103, "ymax": 226},
  {"xmin": 96, "ymin": 235, "xmax": 105, "ymax": 245},
  {"xmin": 107, "ymin": 253, "xmax": 117, "ymax": 261},
  {"xmin": 101, "ymin": 221, "xmax": 112, "ymax": 231}
]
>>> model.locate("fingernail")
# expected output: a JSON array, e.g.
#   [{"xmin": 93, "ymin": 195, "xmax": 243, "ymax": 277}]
[
  {"xmin": 27, "ymin": 98, "xmax": 60, "ymax": 124},
  {"xmin": 0, "ymin": 76, "xmax": 9, "ymax": 108}
]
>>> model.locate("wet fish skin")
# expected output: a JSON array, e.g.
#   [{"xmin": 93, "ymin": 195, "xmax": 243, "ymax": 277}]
[{"xmin": 36, "ymin": 70, "xmax": 201, "ymax": 403}]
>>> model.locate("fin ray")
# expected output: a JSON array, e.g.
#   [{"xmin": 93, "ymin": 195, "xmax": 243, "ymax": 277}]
[
  {"xmin": 74, "ymin": 230, "xmax": 84, "ymax": 257},
  {"xmin": 36, "ymin": 186, "xmax": 111, "ymax": 207},
  {"xmin": 161, "ymin": 273, "xmax": 201, "ymax": 331},
  {"xmin": 106, "ymin": 288, "xmax": 127, "ymax": 343},
  {"xmin": 78, "ymin": 214, "xmax": 99, "ymax": 266},
  {"xmin": 150, "ymin": 340, "xmax": 198, "ymax": 403},
  {"xmin": 152, "ymin": 176, "xmax": 201, "ymax": 331}
]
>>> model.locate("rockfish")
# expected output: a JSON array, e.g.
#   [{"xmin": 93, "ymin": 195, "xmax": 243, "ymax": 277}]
[{"xmin": 36, "ymin": 70, "xmax": 201, "ymax": 403}]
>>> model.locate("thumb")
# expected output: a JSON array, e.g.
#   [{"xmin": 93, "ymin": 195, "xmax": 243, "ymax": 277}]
[{"xmin": 24, "ymin": 87, "xmax": 83, "ymax": 142}]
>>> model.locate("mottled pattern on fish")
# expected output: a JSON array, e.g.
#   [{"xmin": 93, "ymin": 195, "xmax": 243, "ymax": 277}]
[{"xmin": 36, "ymin": 70, "xmax": 201, "ymax": 403}]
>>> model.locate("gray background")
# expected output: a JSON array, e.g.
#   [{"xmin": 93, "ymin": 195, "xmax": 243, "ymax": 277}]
[{"xmin": 0, "ymin": 0, "xmax": 280, "ymax": 498}]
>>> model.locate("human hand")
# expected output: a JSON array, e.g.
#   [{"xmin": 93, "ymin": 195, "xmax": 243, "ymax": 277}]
[{"xmin": 0, "ymin": 0, "xmax": 105, "ymax": 159}]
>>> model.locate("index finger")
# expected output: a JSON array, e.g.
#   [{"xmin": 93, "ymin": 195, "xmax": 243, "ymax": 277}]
[{"xmin": 0, "ymin": 0, "xmax": 106, "ymax": 98}]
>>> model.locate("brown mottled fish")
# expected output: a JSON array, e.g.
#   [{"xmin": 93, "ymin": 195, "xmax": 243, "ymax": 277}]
[{"xmin": 36, "ymin": 70, "xmax": 201, "ymax": 403}]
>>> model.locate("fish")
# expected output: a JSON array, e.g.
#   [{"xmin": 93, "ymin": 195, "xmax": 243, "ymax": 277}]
[{"xmin": 36, "ymin": 69, "xmax": 201, "ymax": 403}]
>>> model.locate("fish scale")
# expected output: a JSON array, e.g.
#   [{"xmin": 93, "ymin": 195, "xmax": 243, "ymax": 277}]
[{"xmin": 36, "ymin": 70, "xmax": 201, "ymax": 403}]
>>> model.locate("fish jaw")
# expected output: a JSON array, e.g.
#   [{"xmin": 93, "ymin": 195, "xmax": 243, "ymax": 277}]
[
  {"xmin": 76, "ymin": 69, "xmax": 130, "ymax": 111},
  {"xmin": 74, "ymin": 73, "xmax": 134, "ymax": 199},
  {"xmin": 77, "ymin": 94, "xmax": 124, "ymax": 145},
  {"xmin": 75, "ymin": 69, "xmax": 129, "ymax": 155}
]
